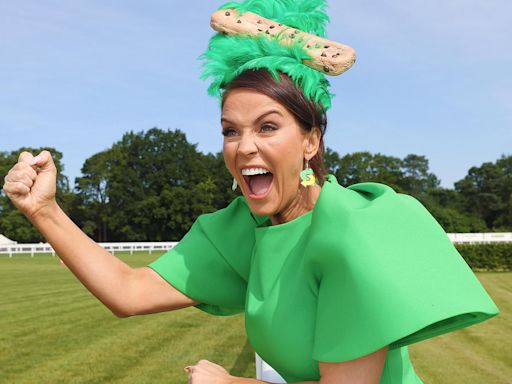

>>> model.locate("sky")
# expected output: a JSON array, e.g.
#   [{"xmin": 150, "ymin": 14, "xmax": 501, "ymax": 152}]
[{"xmin": 1, "ymin": 0, "xmax": 511, "ymax": 189}]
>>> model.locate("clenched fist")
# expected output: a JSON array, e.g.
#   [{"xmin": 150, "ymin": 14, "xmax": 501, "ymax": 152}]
[{"xmin": 2, "ymin": 150, "xmax": 58, "ymax": 220}]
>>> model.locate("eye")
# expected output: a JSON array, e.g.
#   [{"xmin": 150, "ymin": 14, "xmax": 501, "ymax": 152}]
[
  {"xmin": 222, "ymin": 128, "xmax": 238, "ymax": 137},
  {"xmin": 260, "ymin": 123, "xmax": 277, "ymax": 133}
]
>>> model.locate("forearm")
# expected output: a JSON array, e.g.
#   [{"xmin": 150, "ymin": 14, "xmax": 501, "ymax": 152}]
[{"xmin": 29, "ymin": 201, "xmax": 136, "ymax": 316}]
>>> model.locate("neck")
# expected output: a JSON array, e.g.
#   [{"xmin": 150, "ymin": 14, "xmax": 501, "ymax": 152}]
[{"xmin": 270, "ymin": 184, "xmax": 321, "ymax": 225}]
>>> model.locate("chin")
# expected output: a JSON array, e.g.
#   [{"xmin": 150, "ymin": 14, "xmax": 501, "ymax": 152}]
[{"xmin": 244, "ymin": 198, "xmax": 278, "ymax": 219}]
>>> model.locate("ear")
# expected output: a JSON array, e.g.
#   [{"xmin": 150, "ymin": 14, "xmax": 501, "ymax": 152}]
[{"xmin": 303, "ymin": 127, "xmax": 322, "ymax": 161}]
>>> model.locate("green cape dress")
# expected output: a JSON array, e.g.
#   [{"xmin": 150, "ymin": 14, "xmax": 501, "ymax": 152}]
[{"xmin": 148, "ymin": 175, "xmax": 499, "ymax": 383}]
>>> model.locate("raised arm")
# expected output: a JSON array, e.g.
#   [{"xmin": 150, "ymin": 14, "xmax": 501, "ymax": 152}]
[{"xmin": 2, "ymin": 150, "xmax": 198, "ymax": 317}]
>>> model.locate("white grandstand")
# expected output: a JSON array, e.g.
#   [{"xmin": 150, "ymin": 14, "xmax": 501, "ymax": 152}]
[{"xmin": 0, "ymin": 234, "xmax": 17, "ymax": 245}]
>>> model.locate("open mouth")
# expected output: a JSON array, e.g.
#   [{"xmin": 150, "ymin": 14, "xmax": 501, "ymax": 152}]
[{"xmin": 241, "ymin": 167, "xmax": 273, "ymax": 198}]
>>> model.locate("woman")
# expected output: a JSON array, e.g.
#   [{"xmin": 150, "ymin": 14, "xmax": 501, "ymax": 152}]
[{"xmin": 2, "ymin": 1, "xmax": 499, "ymax": 383}]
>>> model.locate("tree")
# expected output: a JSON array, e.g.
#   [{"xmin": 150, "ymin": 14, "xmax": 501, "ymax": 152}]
[
  {"xmin": 74, "ymin": 128, "xmax": 223, "ymax": 241},
  {"xmin": 205, "ymin": 151, "xmax": 240, "ymax": 209},
  {"xmin": 401, "ymin": 154, "xmax": 440, "ymax": 196},
  {"xmin": 420, "ymin": 188, "xmax": 487, "ymax": 233},
  {"xmin": 324, "ymin": 149, "xmax": 440, "ymax": 197},
  {"xmin": 323, "ymin": 149, "xmax": 493, "ymax": 232},
  {"xmin": 74, "ymin": 150, "xmax": 114, "ymax": 241},
  {"xmin": 454, "ymin": 154, "xmax": 512, "ymax": 230}
]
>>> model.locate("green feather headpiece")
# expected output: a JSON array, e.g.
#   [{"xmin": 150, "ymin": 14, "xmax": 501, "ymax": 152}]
[{"xmin": 200, "ymin": 0, "xmax": 339, "ymax": 110}]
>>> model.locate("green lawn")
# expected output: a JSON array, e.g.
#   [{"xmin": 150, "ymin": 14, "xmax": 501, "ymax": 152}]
[
  {"xmin": 0, "ymin": 254, "xmax": 509, "ymax": 383},
  {"xmin": 410, "ymin": 272, "xmax": 511, "ymax": 383}
]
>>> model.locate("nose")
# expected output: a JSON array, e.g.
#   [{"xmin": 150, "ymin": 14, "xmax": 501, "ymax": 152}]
[{"xmin": 237, "ymin": 132, "xmax": 258, "ymax": 156}]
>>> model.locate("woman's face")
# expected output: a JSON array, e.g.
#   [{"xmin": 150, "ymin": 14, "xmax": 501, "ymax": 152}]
[{"xmin": 222, "ymin": 88, "xmax": 320, "ymax": 221}]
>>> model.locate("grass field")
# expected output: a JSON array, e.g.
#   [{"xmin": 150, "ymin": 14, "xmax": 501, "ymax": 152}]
[{"xmin": 0, "ymin": 253, "xmax": 509, "ymax": 383}]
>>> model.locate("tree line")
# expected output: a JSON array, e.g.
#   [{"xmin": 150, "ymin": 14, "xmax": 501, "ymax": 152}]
[{"xmin": 1, "ymin": 128, "xmax": 511, "ymax": 242}]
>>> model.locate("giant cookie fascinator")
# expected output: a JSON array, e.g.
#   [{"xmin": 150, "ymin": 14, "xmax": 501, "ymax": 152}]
[{"xmin": 200, "ymin": 0, "xmax": 356, "ymax": 110}]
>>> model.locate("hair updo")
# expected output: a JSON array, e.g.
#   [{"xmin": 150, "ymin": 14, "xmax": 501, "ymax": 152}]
[{"xmin": 221, "ymin": 69, "xmax": 328, "ymax": 185}]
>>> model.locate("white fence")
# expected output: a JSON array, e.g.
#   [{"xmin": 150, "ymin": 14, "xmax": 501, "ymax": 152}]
[
  {"xmin": 446, "ymin": 232, "xmax": 512, "ymax": 244},
  {"xmin": 0, "ymin": 242, "xmax": 177, "ymax": 257},
  {"xmin": 1, "ymin": 233, "xmax": 511, "ymax": 257}
]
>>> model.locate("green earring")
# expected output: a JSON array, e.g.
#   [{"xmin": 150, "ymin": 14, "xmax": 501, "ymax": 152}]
[{"xmin": 300, "ymin": 160, "xmax": 316, "ymax": 187}]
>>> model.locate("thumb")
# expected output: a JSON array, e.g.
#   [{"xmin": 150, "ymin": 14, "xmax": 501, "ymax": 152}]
[
  {"xmin": 29, "ymin": 150, "xmax": 56, "ymax": 170},
  {"xmin": 18, "ymin": 151, "xmax": 35, "ymax": 164}
]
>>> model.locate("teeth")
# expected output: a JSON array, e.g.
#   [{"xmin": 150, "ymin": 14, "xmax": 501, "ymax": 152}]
[{"xmin": 241, "ymin": 168, "xmax": 270, "ymax": 176}]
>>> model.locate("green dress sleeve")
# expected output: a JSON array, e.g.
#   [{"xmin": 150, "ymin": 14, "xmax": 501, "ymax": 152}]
[
  {"xmin": 148, "ymin": 197, "xmax": 262, "ymax": 316},
  {"xmin": 306, "ymin": 178, "xmax": 500, "ymax": 362}
]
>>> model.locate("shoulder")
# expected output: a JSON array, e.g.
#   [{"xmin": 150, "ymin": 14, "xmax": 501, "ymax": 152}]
[
  {"xmin": 312, "ymin": 177, "xmax": 423, "ymax": 229},
  {"xmin": 175, "ymin": 197, "xmax": 265, "ymax": 282},
  {"xmin": 305, "ymin": 177, "xmax": 445, "ymax": 274},
  {"xmin": 188, "ymin": 197, "xmax": 267, "ymax": 265}
]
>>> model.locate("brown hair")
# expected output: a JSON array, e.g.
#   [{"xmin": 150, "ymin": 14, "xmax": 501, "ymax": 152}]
[{"xmin": 221, "ymin": 69, "xmax": 328, "ymax": 185}]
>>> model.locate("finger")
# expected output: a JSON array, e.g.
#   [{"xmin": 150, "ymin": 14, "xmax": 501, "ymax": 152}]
[
  {"xmin": 3, "ymin": 181, "xmax": 30, "ymax": 195},
  {"xmin": 6, "ymin": 167, "xmax": 37, "ymax": 182},
  {"xmin": 18, "ymin": 151, "xmax": 34, "ymax": 164},
  {"xmin": 30, "ymin": 150, "xmax": 56, "ymax": 170},
  {"xmin": 12, "ymin": 162, "xmax": 38, "ymax": 180},
  {"xmin": 4, "ymin": 171, "xmax": 34, "ymax": 189},
  {"xmin": 10, "ymin": 161, "xmax": 37, "ymax": 177},
  {"xmin": 184, "ymin": 366, "xmax": 193, "ymax": 384},
  {"xmin": 25, "ymin": 165, "xmax": 38, "ymax": 181}
]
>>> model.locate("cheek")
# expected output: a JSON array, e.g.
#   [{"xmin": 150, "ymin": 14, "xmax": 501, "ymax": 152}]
[
  {"xmin": 269, "ymin": 138, "xmax": 303, "ymax": 171},
  {"xmin": 263, "ymin": 145, "xmax": 303, "ymax": 199},
  {"xmin": 222, "ymin": 142, "xmax": 237, "ymax": 173},
  {"xmin": 266, "ymin": 135, "xmax": 299, "ymax": 158}
]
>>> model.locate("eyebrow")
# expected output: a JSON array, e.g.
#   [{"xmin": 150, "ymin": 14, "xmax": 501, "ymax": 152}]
[{"xmin": 221, "ymin": 109, "xmax": 284, "ymax": 125}]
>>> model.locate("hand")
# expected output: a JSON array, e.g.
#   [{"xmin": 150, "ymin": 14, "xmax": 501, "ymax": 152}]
[
  {"xmin": 2, "ymin": 150, "xmax": 58, "ymax": 219},
  {"xmin": 185, "ymin": 359, "xmax": 234, "ymax": 384}
]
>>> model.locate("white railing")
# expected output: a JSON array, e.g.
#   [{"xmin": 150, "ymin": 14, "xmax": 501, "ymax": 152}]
[
  {"xmin": 446, "ymin": 232, "xmax": 512, "ymax": 244},
  {"xmin": 0, "ymin": 242, "xmax": 177, "ymax": 257},
  {"xmin": 1, "ymin": 233, "xmax": 511, "ymax": 257}
]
